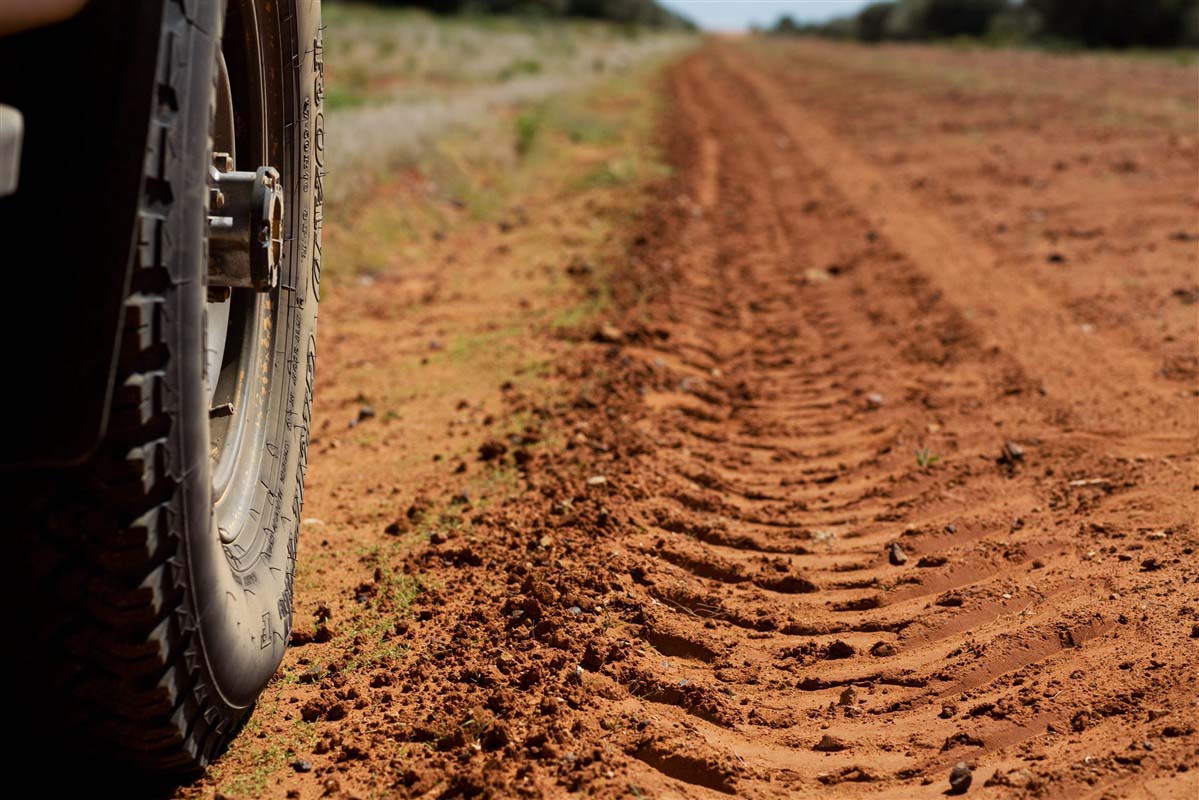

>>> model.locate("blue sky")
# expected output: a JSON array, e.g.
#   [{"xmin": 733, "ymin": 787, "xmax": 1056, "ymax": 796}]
[{"xmin": 659, "ymin": 1, "xmax": 873, "ymax": 31}]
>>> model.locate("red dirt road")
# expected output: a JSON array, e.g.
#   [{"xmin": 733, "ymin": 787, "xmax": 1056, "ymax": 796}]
[{"xmin": 197, "ymin": 41, "xmax": 1199, "ymax": 799}]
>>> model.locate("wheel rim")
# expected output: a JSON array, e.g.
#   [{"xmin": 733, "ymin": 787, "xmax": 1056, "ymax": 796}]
[
  {"xmin": 206, "ymin": 52, "xmax": 233, "ymax": 410},
  {"xmin": 207, "ymin": 1, "xmax": 276, "ymax": 551}
]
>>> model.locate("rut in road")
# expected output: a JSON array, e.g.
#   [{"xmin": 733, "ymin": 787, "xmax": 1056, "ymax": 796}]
[{"xmin": 584, "ymin": 45, "xmax": 1197, "ymax": 796}]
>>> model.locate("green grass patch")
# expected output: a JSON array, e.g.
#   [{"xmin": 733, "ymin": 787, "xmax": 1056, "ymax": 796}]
[
  {"xmin": 578, "ymin": 157, "xmax": 640, "ymax": 188},
  {"xmin": 338, "ymin": 566, "xmax": 425, "ymax": 674},
  {"xmin": 324, "ymin": 85, "xmax": 369, "ymax": 111},
  {"xmin": 211, "ymin": 721, "xmax": 320, "ymax": 797},
  {"xmin": 498, "ymin": 58, "xmax": 543, "ymax": 81},
  {"xmin": 556, "ymin": 111, "xmax": 620, "ymax": 144},
  {"xmin": 515, "ymin": 108, "xmax": 544, "ymax": 158},
  {"xmin": 553, "ymin": 282, "xmax": 612, "ymax": 331},
  {"xmin": 443, "ymin": 326, "xmax": 524, "ymax": 362}
]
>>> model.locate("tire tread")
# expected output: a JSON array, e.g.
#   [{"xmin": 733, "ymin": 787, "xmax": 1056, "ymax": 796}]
[{"xmin": 14, "ymin": 0, "xmax": 237, "ymax": 773}]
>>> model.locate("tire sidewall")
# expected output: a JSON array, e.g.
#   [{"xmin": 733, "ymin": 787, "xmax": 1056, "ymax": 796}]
[{"xmin": 180, "ymin": 0, "xmax": 323, "ymax": 722}]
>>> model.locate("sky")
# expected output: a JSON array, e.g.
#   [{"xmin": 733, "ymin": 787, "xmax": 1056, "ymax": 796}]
[{"xmin": 659, "ymin": 1, "xmax": 873, "ymax": 32}]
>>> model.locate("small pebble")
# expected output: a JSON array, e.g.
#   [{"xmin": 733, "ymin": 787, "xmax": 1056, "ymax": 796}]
[
  {"xmin": 594, "ymin": 323, "xmax": 624, "ymax": 343},
  {"xmin": 999, "ymin": 441, "xmax": 1024, "ymax": 464},
  {"xmin": 888, "ymin": 542, "xmax": 908, "ymax": 566},
  {"xmin": 949, "ymin": 761, "xmax": 973, "ymax": 794}
]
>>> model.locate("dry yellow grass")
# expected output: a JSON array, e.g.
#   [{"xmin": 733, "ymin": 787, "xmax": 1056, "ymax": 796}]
[{"xmin": 322, "ymin": 4, "xmax": 693, "ymax": 206}]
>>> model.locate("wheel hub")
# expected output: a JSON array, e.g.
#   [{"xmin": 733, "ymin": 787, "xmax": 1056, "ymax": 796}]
[{"xmin": 208, "ymin": 158, "xmax": 284, "ymax": 292}]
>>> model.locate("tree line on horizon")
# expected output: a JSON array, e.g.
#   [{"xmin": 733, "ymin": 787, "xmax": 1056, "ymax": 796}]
[
  {"xmin": 337, "ymin": 0, "xmax": 696, "ymax": 29},
  {"xmin": 768, "ymin": 0, "xmax": 1199, "ymax": 49}
]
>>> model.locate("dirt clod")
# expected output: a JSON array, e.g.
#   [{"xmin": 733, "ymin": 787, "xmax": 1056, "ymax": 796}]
[
  {"xmin": 986, "ymin": 767, "xmax": 1037, "ymax": 789},
  {"xmin": 870, "ymin": 641, "xmax": 897, "ymax": 657},
  {"xmin": 815, "ymin": 734, "xmax": 849, "ymax": 752},
  {"xmin": 478, "ymin": 440, "xmax": 507, "ymax": 461},
  {"xmin": 825, "ymin": 640, "xmax": 856, "ymax": 659}
]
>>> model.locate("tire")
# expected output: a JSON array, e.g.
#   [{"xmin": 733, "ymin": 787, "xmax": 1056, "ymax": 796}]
[{"xmin": 4, "ymin": 0, "xmax": 323, "ymax": 774}]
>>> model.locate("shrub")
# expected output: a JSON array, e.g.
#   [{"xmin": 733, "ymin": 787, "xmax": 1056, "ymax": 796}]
[
  {"xmin": 884, "ymin": 0, "xmax": 1009, "ymax": 40},
  {"xmin": 566, "ymin": 0, "xmax": 693, "ymax": 28},
  {"xmin": 489, "ymin": 0, "xmax": 571, "ymax": 14},
  {"xmin": 359, "ymin": 0, "xmax": 694, "ymax": 28},
  {"xmin": 771, "ymin": 14, "xmax": 801, "ymax": 35},
  {"xmin": 984, "ymin": 5, "xmax": 1042, "ymax": 45},
  {"xmin": 855, "ymin": 2, "xmax": 896, "ymax": 42},
  {"xmin": 1026, "ymin": 0, "xmax": 1198, "ymax": 48}
]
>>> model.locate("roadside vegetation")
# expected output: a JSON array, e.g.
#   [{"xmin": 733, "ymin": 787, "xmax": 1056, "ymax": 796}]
[
  {"xmin": 769, "ymin": 0, "xmax": 1199, "ymax": 53},
  {"xmin": 341, "ymin": 0, "xmax": 695, "ymax": 29},
  {"xmin": 324, "ymin": 3, "xmax": 691, "ymax": 206}
]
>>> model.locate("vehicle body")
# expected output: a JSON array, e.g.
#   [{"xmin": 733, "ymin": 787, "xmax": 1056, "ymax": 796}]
[{"xmin": 0, "ymin": 0, "xmax": 323, "ymax": 774}]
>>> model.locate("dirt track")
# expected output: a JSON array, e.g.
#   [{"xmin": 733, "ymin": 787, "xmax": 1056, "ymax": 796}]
[{"xmin": 194, "ymin": 40, "xmax": 1198, "ymax": 799}]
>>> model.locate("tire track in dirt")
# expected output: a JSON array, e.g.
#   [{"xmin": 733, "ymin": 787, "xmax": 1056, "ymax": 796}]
[
  {"xmin": 587, "ymin": 44, "xmax": 1198, "ymax": 797},
  {"xmin": 709, "ymin": 46, "xmax": 1191, "ymax": 439}
]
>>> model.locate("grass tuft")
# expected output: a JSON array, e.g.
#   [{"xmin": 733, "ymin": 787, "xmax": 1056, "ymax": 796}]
[{"xmin": 915, "ymin": 446, "xmax": 941, "ymax": 469}]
